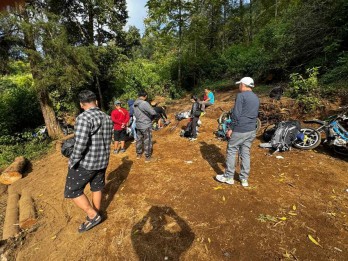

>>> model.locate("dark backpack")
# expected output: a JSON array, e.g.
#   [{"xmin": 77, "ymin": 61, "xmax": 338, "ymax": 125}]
[
  {"xmin": 61, "ymin": 137, "xmax": 75, "ymax": 158},
  {"xmin": 270, "ymin": 121, "xmax": 301, "ymax": 151}
]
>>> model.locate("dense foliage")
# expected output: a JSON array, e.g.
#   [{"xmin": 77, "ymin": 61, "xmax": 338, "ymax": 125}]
[{"xmin": 0, "ymin": 0, "xmax": 347, "ymax": 137}]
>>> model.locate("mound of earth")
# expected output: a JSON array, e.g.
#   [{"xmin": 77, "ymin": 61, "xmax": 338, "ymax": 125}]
[{"xmin": 1, "ymin": 88, "xmax": 348, "ymax": 260}]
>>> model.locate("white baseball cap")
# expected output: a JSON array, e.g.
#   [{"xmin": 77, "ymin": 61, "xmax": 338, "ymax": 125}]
[{"xmin": 236, "ymin": 77, "xmax": 254, "ymax": 88}]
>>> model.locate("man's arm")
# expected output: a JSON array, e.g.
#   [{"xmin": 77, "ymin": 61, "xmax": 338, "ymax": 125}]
[
  {"xmin": 69, "ymin": 116, "xmax": 90, "ymax": 168},
  {"xmin": 111, "ymin": 110, "xmax": 123, "ymax": 125},
  {"xmin": 143, "ymin": 102, "xmax": 158, "ymax": 117},
  {"xmin": 229, "ymin": 94, "xmax": 243, "ymax": 131}
]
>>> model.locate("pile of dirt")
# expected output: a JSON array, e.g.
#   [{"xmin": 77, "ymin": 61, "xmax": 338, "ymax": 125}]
[{"xmin": 1, "ymin": 88, "xmax": 348, "ymax": 260}]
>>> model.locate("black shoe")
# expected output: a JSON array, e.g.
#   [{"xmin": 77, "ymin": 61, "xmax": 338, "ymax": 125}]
[{"xmin": 78, "ymin": 213, "xmax": 102, "ymax": 233}]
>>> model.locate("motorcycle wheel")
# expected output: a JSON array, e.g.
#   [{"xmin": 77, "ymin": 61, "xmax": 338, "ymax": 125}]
[
  {"xmin": 293, "ymin": 127, "xmax": 321, "ymax": 150},
  {"xmin": 218, "ymin": 112, "xmax": 230, "ymax": 124}
]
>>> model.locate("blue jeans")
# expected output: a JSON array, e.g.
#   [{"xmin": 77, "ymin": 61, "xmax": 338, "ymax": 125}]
[
  {"xmin": 225, "ymin": 130, "xmax": 256, "ymax": 180},
  {"xmin": 131, "ymin": 117, "xmax": 137, "ymax": 140}
]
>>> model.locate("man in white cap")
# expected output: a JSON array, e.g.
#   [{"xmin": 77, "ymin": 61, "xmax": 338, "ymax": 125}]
[{"xmin": 215, "ymin": 77, "xmax": 260, "ymax": 187}]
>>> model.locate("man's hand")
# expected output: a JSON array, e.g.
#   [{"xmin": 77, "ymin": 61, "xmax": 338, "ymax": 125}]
[
  {"xmin": 226, "ymin": 129, "xmax": 233, "ymax": 139},
  {"xmin": 121, "ymin": 123, "xmax": 125, "ymax": 129}
]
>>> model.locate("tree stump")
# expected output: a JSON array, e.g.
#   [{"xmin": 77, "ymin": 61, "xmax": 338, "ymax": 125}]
[
  {"xmin": 0, "ymin": 157, "xmax": 28, "ymax": 185},
  {"xmin": 19, "ymin": 189, "xmax": 36, "ymax": 229},
  {"xmin": 2, "ymin": 192, "xmax": 19, "ymax": 240}
]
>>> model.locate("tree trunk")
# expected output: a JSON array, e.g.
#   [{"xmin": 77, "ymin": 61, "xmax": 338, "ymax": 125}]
[
  {"xmin": 38, "ymin": 89, "xmax": 63, "ymax": 139},
  {"xmin": 249, "ymin": 0, "xmax": 253, "ymax": 43},
  {"xmin": 95, "ymin": 75, "xmax": 105, "ymax": 110},
  {"xmin": 22, "ymin": 8, "xmax": 63, "ymax": 139},
  {"xmin": 178, "ymin": 0, "xmax": 182, "ymax": 88}
]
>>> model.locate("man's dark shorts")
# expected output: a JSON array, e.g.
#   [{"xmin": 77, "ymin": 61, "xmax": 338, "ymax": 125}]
[
  {"xmin": 64, "ymin": 166, "xmax": 106, "ymax": 198},
  {"xmin": 114, "ymin": 129, "xmax": 127, "ymax": 141}
]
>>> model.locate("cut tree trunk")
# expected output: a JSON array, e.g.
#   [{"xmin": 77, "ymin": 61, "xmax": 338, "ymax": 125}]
[
  {"xmin": 19, "ymin": 189, "xmax": 36, "ymax": 229},
  {"xmin": 0, "ymin": 156, "xmax": 28, "ymax": 185},
  {"xmin": 2, "ymin": 192, "xmax": 19, "ymax": 240}
]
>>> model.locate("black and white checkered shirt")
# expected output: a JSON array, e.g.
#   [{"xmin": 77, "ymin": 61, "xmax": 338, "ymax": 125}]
[{"xmin": 69, "ymin": 107, "xmax": 113, "ymax": 170}]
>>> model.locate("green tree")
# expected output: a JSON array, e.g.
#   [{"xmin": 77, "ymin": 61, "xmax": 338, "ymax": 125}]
[{"xmin": 0, "ymin": 0, "xmax": 130, "ymax": 138}]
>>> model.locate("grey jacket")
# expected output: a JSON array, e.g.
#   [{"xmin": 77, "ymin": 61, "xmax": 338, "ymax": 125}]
[
  {"xmin": 230, "ymin": 91, "xmax": 260, "ymax": 133},
  {"xmin": 133, "ymin": 98, "xmax": 157, "ymax": 130}
]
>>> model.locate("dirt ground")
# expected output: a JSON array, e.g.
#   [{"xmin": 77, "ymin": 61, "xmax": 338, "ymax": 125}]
[{"xmin": 1, "ymin": 88, "xmax": 348, "ymax": 260}]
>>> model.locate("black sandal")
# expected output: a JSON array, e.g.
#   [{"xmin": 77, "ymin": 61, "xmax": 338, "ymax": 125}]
[{"xmin": 78, "ymin": 213, "xmax": 102, "ymax": 233}]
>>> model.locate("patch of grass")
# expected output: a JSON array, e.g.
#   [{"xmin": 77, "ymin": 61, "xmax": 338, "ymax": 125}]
[{"xmin": 0, "ymin": 139, "xmax": 52, "ymax": 169}]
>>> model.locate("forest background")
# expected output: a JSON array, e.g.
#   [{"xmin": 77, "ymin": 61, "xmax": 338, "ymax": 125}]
[{"xmin": 0, "ymin": 0, "xmax": 347, "ymax": 167}]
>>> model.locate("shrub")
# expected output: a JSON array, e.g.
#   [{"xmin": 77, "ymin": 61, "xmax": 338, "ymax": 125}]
[
  {"xmin": 0, "ymin": 139, "xmax": 52, "ymax": 169},
  {"xmin": 288, "ymin": 67, "xmax": 321, "ymax": 113}
]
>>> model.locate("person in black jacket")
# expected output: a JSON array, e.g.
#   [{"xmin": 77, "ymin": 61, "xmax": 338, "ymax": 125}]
[{"xmin": 188, "ymin": 95, "xmax": 201, "ymax": 141}]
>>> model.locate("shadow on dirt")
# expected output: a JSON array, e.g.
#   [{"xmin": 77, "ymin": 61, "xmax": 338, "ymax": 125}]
[
  {"xmin": 199, "ymin": 141, "xmax": 225, "ymax": 174},
  {"xmin": 311, "ymin": 145, "xmax": 348, "ymax": 162},
  {"xmin": 101, "ymin": 156, "xmax": 133, "ymax": 215},
  {"xmin": 131, "ymin": 206, "xmax": 195, "ymax": 261}
]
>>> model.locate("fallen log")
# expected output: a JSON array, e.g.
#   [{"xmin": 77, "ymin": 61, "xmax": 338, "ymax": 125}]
[
  {"xmin": 0, "ymin": 183, "xmax": 7, "ymax": 194},
  {"xmin": 2, "ymin": 192, "xmax": 19, "ymax": 240},
  {"xmin": 0, "ymin": 157, "xmax": 28, "ymax": 185},
  {"xmin": 19, "ymin": 189, "xmax": 36, "ymax": 229}
]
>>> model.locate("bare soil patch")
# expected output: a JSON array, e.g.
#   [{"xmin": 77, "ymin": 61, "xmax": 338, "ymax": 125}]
[{"xmin": 2, "ymin": 89, "xmax": 348, "ymax": 260}]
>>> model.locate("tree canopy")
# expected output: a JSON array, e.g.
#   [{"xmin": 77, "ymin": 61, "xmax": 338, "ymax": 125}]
[{"xmin": 0, "ymin": 0, "xmax": 347, "ymax": 137}]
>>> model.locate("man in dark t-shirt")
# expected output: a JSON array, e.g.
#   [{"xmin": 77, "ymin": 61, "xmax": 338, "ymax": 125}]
[{"xmin": 215, "ymin": 77, "xmax": 260, "ymax": 188}]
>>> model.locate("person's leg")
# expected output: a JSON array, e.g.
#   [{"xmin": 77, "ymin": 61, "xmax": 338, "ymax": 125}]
[
  {"xmin": 114, "ymin": 141, "xmax": 119, "ymax": 150},
  {"xmin": 119, "ymin": 129, "xmax": 126, "ymax": 152},
  {"xmin": 136, "ymin": 129, "xmax": 144, "ymax": 156},
  {"xmin": 200, "ymin": 101, "xmax": 206, "ymax": 111},
  {"xmin": 91, "ymin": 191, "xmax": 102, "ymax": 211},
  {"xmin": 224, "ymin": 132, "xmax": 245, "ymax": 178},
  {"xmin": 113, "ymin": 130, "xmax": 120, "ymax": 153},
  {"xmin": 204, "ymin": 102, "xmax": 213, "ymax": 109},
  {"xmin": 72, "ymin": 195, "xmax": 97, "ymax": 219},
  {"xmin": 191, "ymin": 117, "xmax": 199, "ymax": 138},
  {"xmin": 131, "ymin": 118, "xmax": 137, "ymax": 139},
  {"xmin": 239, "ymin": 131, "xmax": 257, "ymax": 181},
  {"xmin": 89, "ymin": 169, "xmax": 106, "ymax": 212},
  {"xmin": 143, "ymin": 127, "xmax": 153, "ymax": 159}
]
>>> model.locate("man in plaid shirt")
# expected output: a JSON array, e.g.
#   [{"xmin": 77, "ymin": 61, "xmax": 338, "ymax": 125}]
[{"xmin": 64, "ymin": 90, "xmax": 113, "ymax": 233}]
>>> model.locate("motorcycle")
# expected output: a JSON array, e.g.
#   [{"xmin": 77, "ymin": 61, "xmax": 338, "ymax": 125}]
[
  {"xmin": 215, "ymin": 111, "xmax": 262, "ymax": 140},
  {"xmin": 293, "ymin": 108, "xmax": 348, "ymax": 155}
]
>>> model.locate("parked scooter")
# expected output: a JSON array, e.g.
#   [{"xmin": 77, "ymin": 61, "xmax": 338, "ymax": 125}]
[{"xmin": 294, "ymin": 108, "xmax": 348, "ymax": 155}]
